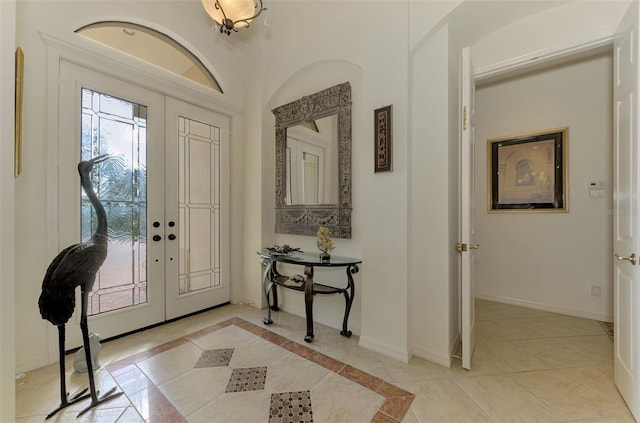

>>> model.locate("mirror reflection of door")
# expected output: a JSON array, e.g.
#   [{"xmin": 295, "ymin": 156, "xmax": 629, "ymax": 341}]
[
  {"xmin": 302, "ymin": 152, "xmax": 320, "ymax": 203},
  {"xmin": 286, "ymin": 138, "xmax": 324, "ymax": 204},
  {"xmin": 285, "ymin": 114, "xmax": 338, "ymax": 205}
]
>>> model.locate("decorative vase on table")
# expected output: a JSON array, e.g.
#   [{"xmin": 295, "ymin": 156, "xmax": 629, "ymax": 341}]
[{"xmin": 316, "ymin": 226, "xmax": 335, "ymax": 261}]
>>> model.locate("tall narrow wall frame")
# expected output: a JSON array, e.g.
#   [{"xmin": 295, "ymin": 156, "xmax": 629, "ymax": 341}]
[{"xmin": 374, "ymin": 105, "xmax": 392, "ymax": 173}]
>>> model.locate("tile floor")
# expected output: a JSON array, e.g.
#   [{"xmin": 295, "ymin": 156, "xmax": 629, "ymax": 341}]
[{"xmin": 15, "ymin": 299, "xmax": 636, "ymax": 422}]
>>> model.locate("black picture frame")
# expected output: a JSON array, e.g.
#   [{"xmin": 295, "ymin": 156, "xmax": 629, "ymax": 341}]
[
  {"xmin": 374, "ymin": 105, "xmax": 392, "ymax": 173},
  {"xmin": 488, "ymin": 128, "xmax": 568, "ymax": 212}
]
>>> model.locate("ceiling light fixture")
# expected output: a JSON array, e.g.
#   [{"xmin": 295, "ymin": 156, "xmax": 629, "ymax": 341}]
[{"xmin": 201, "ymin": 0, "xmax": 266, "ymax": 36}]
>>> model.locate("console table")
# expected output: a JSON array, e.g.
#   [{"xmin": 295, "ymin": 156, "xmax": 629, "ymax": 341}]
[{"xmin": 258, "ymin": 249, "xmax": 361, "ymax": 342}]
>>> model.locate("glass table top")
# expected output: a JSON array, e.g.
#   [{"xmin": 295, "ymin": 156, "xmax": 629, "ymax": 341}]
[{"xmin": 257, "ymin": 249, "xmax": 361, "ymax": 267}]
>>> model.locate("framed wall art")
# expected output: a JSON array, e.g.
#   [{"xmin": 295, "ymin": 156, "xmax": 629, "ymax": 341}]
[
  {"xmin": 488, "ymin": 128, "xmax": 568, "ymax": 213},
  {"xmin": 374, "ymin": 105, "xmax": 392, "ymax": 173}
]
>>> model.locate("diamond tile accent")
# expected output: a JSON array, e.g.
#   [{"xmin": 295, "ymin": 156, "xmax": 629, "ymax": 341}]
[
  {"xmin": 269, "ymin": 390, "xmax": 313, "ymax": 423},
  {"xmin": 225, "ymin": 366, "xmax": 268, "ymax": 393},
  {"xmin": 194, "ymin": 348, "xmax": 234, "ymax": 368}
]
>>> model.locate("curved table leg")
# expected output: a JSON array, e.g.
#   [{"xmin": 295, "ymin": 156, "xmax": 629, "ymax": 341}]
[
  {"xmin": 269, "ymin": 261, "xmax": 281, "ymax": 311},
  {"xmin": 261, "ymin": 258, "xmax": 275, "ymax": 325},
  {"xmin": 304, "ymin": 265, "xmax": 315, "ymax": 342},
  {"xmin": 271, "ymin": 284, "xmax": 280, "ymax": 312},
  {"xmin": 340, "ymin": 264, "xmax": 359, "ymax": 338}
]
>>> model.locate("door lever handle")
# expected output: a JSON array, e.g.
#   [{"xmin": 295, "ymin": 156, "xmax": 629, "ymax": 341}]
[
  {"xmin": 455, "ymin": 243, "xmax": 467, "ymax": 253},
  {"xmin": 470, "ymin": 244, "xmax": 479, "ymax": 250},
  {"xmin": 615, "ymin": 253, "xmax": 637, "ymax": 265}
]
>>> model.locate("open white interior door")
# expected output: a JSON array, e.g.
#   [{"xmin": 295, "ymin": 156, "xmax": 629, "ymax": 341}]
[
  {"xmin": 458, "ymin": 46, "xmax": 477, "ymax": 370},
  {"xmin": 613, "ymin": 0, "xmax": 640, "ymax": 418}
]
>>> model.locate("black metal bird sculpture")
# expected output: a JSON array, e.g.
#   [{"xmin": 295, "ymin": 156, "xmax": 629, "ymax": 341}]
[{"xmin": 38, "ymin": 154, "xmax": 123, "ymax": 419}]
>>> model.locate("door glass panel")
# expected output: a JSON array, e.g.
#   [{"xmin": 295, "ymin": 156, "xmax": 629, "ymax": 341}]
[
  {"xmin": 285, "ymin": 147, "xmax": 293, "ymax": 204},
  {"xmin": 81, "ymin": 88, "xmax": 148, "ymax": 315},
  {"xmin": 178, "ymin": 116, "xmax": 221, "ymax": 294}
]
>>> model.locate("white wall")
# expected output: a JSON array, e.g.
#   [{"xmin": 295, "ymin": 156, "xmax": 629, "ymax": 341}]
[
  {"xmin": 409, "ymin": 24, "xmax": 458, "ymax": 366},
  {"xmin": 409, "ymin": 0, "xmax": 461, "ymax": 51},
  {"xmin": 0, "ymin": 1, "xmax": 16, "ymax": 419},
  {"xmin": 474, "ymin": 52, "xmax": 613, "ymax": 321},
  {"xmin": 472, "ymin": 0, "xmax": 629, "ymax": 77}
]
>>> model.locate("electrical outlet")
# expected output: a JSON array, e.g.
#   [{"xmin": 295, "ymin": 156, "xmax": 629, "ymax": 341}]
[
  {"xmin": 591, "ymin": 285, "xmax": 602, "ymax": 297},
  {"xmin": 589, "ymin": 190, "xmax": 605, "ymax": 198}
]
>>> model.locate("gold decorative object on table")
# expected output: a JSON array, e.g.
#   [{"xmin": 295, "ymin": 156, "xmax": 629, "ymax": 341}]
[{"xmin": 315, "ymin": 226, "xmax": 335, "ymax": 260}]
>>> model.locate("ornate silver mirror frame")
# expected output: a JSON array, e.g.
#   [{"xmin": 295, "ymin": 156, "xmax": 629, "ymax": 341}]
[{"xmin": 272, "ymin": 82, "xmax": 352, "ymax": 238}]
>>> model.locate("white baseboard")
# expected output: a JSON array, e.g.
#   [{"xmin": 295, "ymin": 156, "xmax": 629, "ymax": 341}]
[
  {"xmin": 476, "ymin": 294, "xmax": 613, "ymax": 323},
  {"xmin": 16, "ymin": 356, "xmax": 50, "ymax": 374},
  {"xmin": 449, "ymin": 332, "xmax": 460, "ymax": 366},
  {"xmin": 410, "ymin": 344, "xmax": 452, "ymax": 368},
  {"xmin": 358, "ymin": 335, "xmax": 410, "ymax": 363}
]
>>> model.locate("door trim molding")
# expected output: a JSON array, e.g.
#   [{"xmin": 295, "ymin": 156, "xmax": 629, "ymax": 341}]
[{"xmin": 476, "ymin": 31, "xmax": 614, "ymax": 85}]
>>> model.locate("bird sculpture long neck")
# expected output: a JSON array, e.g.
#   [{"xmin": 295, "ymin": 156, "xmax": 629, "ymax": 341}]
[{"xmin": 81, "ymin": 174, "xmax": 107, "ymax": 244}]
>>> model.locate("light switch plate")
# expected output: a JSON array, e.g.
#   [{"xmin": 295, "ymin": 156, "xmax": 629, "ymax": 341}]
[{"xmin": 588, "ymin": 180, "xmax": 605, "ymax": 191}]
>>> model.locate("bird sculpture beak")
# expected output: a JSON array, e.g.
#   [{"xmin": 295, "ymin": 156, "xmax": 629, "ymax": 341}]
[{"xmin": 91, "ymin": 154, "xmax": 111, "ymax": 164}]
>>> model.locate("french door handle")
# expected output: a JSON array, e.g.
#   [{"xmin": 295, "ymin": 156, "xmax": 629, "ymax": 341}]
[{"xmin": 615, "ymin": 253, "xmax": 636, "ymax": 265}]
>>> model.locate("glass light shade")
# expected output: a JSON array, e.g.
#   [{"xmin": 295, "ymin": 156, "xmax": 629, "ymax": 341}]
[{"xmin": 201, "ymin": 0, "xmax": 258, "ymax": 29}]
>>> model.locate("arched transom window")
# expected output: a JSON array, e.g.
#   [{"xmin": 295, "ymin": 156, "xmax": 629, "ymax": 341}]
[{"xmin": 75, "ymin": 21, "xmax": 222, "ymax": 93}]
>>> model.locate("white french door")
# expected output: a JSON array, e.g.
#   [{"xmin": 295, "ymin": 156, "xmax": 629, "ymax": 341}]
[
  {"xmin": 613, "ymin": 1, "xmax": 640, "ymax": 419},
  {"xmin": 164, "ymin": 98, "xmax": 230, "ymax": 320},
  {"xmin": 459, "ymin": 46, "xmax": 477, "ymax": 370},
  {"xmin": 57, "ymin": 61, "xmax": 229, "ymax": 350}
]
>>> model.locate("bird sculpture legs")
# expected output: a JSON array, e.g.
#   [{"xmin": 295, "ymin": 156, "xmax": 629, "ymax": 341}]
[
  {"xmin": 77, "ymin": 289, "xmax": 123, "ymax": 417},
  {"xmin": 45, "ymin": 325, "xmax": 90, "ymax": 419}
]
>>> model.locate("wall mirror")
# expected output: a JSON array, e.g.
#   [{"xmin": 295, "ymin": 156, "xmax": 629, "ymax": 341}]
[{"xmin": 272, "ymin": 82, "xmax": 352, "ymax": 238}]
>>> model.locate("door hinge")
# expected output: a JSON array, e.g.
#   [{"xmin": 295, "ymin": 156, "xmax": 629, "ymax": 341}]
[
  {"xmin": 463, "ymin": 106, "xmax": 467, "ymax": 130},
  {"xmin": 456, "ymin": 242, "xmax": 467, "ymax": 253}
]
